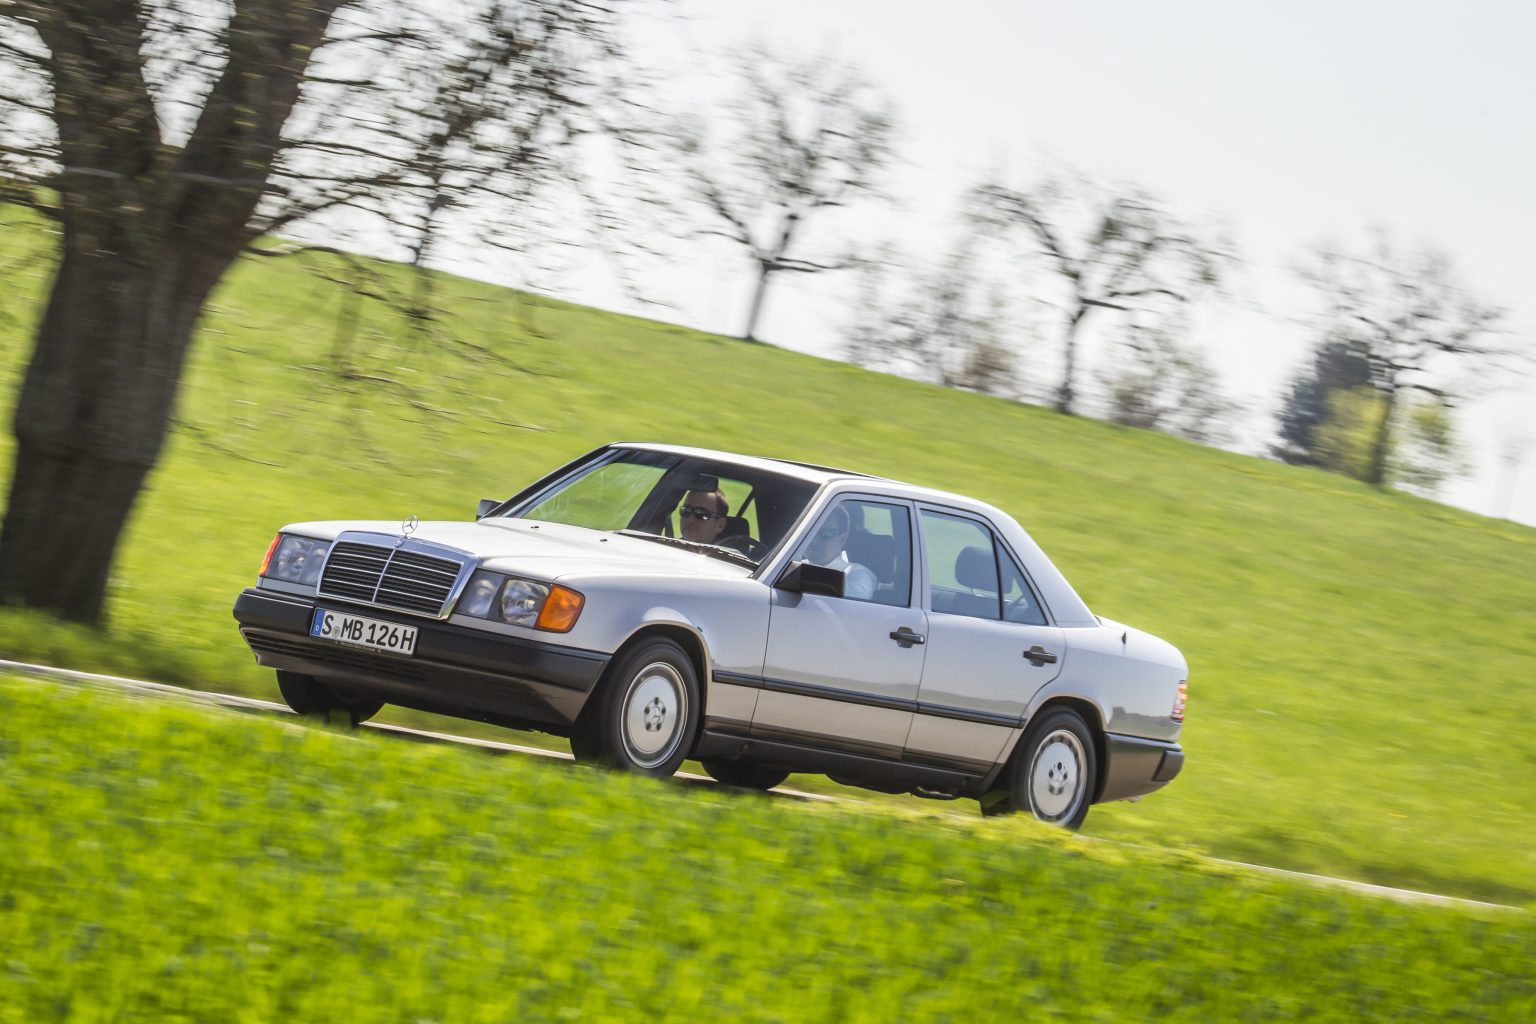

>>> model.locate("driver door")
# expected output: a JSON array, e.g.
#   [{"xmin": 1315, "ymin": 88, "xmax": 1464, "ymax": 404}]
[{"xmin": 752, "ymin": 498, "xmax": 926, "ymax": 759}]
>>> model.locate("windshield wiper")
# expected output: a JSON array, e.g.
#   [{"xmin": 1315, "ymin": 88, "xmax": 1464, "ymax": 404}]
[{"xmin": 615, "ymin": 530, "xmax": 758, "ymax": 569}]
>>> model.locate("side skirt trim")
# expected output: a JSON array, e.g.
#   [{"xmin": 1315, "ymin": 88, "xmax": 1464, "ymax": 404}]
[{"xmin": 712, "ymin": 671, "xmax": 1022, "ymax": 728}]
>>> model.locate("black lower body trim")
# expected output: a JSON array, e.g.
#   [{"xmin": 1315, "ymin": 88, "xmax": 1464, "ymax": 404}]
[
  {"xmin": 233, "ymin": 588, "xmax": 609, "ymax": 731},
  {"xmin": 1099, "ymin": 733, "xmax": 1184, "ymax": 803},
  {"xmin": 713, "ymin": 671, "xmax": 1022, "ymax": 728},
  {"xmin": 693, "ymin": 728, "xmax": 989, "ymax": 797}
]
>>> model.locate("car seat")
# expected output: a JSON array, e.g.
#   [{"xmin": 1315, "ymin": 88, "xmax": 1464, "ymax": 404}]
[
  {"xmin": 951, "ymin": 545, "xmax": 1001, "ymax": 618},
  {"xmin": 846, "ymin": 529, "xmax": 902, "ymax": 605}
]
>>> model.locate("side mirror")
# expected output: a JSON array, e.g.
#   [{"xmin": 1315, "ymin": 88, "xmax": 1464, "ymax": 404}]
[
  {"xmin": 775, "ymin": 559, "xmax": 845, "ymax": 598},
  {"xmin": 476, "ymin": 498, "xmax": 499, "ymax": 520}
]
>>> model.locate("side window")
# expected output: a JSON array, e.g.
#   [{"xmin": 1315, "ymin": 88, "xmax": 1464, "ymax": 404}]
[
  {"xmin": 792, "ymin": 499, "xmax": 912, "ymax": 606},
  {"xmin": 999, "ymin": 547, "xmax": 1047, "ymax": 625},
  {"xmin": 921, "ymin": 511, "xmax": 1000, "ymax": 620}
]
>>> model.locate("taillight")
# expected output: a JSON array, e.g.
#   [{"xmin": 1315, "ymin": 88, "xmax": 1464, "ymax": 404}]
[
  {"xmin": 259, "ymin": 533, "xmax": 282, "ymax": 577},
  {"xmin": 1171, "ymin": 680, "xmax": 1187, "ymax": 723}
]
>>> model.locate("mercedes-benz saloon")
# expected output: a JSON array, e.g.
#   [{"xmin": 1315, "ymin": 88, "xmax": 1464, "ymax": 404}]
[{"xmin": 233, "ymin": 442, "xmax": 1186, "ymax": 827}]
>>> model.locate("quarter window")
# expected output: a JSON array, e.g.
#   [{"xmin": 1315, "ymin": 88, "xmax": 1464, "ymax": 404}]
[{"xmin": 1000, "ymin": 549, "xmax": 1047, "ymax": 625}]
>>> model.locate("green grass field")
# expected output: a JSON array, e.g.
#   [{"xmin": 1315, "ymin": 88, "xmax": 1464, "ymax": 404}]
[
  {"xmin": 1, "ymin": 207, "xmax": 1534, "ymax": 910},
  {"xmin": 2, "ymin": 675, "xmax": 1531, "ymax": 1022}
]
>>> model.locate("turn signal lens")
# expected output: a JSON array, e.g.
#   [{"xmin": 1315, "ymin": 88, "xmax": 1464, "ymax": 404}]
[
  {"xmin": 1172, "ymin": 680, "xmax": 1187, "ymax": 723},
  {"xmin": 535, "ymin": 585, "xmax": 584, "ymax": 633},
  {"xmin": 259, "ymin": 533, "xmax": 282, "ymax": 577}
]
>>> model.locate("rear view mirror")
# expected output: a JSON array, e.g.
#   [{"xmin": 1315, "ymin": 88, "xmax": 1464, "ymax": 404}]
[
  {"xmin": 775, "ymin": 560, "xmax": 846, "ymax": 598},
  {"xmin": 476, "ymin": 498, "xmax": 499, "ymax": 520}
]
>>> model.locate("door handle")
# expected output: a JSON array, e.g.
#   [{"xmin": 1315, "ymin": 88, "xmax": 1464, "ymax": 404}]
[
  {"xmin": 1024, "ymin": 645, "xmax": 1058, "ymax": 666},
  {"xmin": 889, "ymin": 627, "xmax": 926, "ymax": 648}
]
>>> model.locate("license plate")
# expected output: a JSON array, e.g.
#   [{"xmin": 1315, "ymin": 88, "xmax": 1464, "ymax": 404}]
[{"xmin": 310, "ymin": 608, "xmax": 418, "ymax": 656}]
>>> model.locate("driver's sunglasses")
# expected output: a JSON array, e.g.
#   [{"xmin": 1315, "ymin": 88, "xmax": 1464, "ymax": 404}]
[{"xmin": 679, "ymin": 505, "xmax": 723, "ymax": 522}]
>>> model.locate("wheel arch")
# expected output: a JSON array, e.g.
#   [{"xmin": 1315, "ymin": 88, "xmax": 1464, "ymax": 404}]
[
  {"xmin": 584, "ymin": 620, "xmax": 711, "ymax": 724},
  {"xmin": 988, "ymin": 694, "xmax": 1108, "ymax": 803}
]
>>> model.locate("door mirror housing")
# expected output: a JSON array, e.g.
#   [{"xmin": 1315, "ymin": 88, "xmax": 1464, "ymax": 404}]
[
  {"xmin": 476, "ymin": 498, "xmax": 499, "ymax": 520},
  {"xmin": 776, "ymin": 559, "xmax": 846, "ymax": 598}
]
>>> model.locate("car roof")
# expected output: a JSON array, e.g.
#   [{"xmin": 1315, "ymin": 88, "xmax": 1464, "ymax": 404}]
[
  {"xmin": 613, "ymin": 441, "xmax": 1005, "ymax": 512},
  {"xmin": 611, "ymin": 442, "xmax": 882, "ymax": 486}
]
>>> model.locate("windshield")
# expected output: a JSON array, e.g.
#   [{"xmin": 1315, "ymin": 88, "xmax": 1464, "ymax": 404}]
[{"xmin": 510, "ymin": 449, "xmax": 820, "ymax": 565}]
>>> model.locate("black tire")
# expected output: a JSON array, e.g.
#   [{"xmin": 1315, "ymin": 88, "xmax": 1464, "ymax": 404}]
[
  {"xmin": 701, "ymin": 760, "xmax": 791, "ymax": 791},
  {"xmin": 275, "ymin": 670, "xmax": 384, "ymax": 726},
  {"xmin": 570, "ymin": 638, "xmax": 701, "ymax": 777},
  {"xmin": 983, "ymin": 708, "xmax": 1098, "ymax": 830}
]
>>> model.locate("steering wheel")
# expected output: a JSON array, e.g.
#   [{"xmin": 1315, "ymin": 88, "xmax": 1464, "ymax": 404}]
[{"xmin": 717, "ymin": 534, "xmax": 767, "ymax": 560}]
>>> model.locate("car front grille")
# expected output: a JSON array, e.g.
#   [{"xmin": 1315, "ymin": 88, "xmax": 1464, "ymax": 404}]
[{"xmin": 318, "ymin": 540, "xmax": 466, "ymax": 617}]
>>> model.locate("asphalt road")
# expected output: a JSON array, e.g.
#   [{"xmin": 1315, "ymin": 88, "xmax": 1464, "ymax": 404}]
[{"xmin": 1, "ymin": 657, "xmax": 1518, "ymax": 914}]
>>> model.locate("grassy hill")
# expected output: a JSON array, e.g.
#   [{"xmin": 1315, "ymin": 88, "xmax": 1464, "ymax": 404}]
[
  {"xmin": 1, "ymin": 207, "xmax": 1534, "ymax": 906},
  {"xmin": 3, "ymin": 675, "xmax": 1531, "ymax": 1022}
]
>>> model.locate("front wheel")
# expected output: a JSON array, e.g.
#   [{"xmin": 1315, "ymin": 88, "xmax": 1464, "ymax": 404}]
[
  {"xmin": 275, "ymin": 670, "xmax": 384, "ymax": 726},
  {"xmin": 985, "ymin": 708, "xmax": 1098, "ymax": 830},
  {"xmin": 571, "ymin": 639, "xmax": 701, "ymax": 777}
]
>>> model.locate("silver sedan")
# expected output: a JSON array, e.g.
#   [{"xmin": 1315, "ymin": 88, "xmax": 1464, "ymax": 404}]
[{"xmin": 234, "ymin": 442, "xmax": 1186, "ymax": 828}]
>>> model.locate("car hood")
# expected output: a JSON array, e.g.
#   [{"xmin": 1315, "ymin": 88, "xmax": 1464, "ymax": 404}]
[{"xmin": 282, "ymin": 518, "xmax": 755, "ymax": 582}]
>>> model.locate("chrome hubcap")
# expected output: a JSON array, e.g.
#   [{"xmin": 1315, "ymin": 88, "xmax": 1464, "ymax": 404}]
[
  {"xmin": 621, "ymin": 662, "xmax": 687, "ymax": 768},
  {"xmin": 1029, "ymin": 729, "xmax": 1085, "ymax": 821}
]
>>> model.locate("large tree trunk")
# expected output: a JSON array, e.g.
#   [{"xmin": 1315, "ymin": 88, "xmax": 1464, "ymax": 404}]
[
  {"xmin": 0, "ymin": 0, "xmax": 346, "ymax": 623},
  {"xmin": 0, "ymin": 221, "xmax": 222, "ymax": 621}
]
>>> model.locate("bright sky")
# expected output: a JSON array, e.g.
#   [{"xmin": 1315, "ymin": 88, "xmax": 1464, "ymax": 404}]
[{"xmin": 453, "ymin": 0, "xmax": 1536, "ymax": 525}]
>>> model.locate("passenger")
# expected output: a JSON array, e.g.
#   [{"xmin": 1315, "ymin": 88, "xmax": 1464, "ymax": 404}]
[
  {"xmin": 678, "ymin": 488, "xmax": 729, "ymax": 545},
  {"xmin": 805, "ymin": 504, "xmax": 877, "ymax": 600}
]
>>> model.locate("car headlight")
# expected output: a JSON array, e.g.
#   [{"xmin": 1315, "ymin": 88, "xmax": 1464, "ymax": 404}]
[
  {"xmin": 500, "ymin": 578, "xmax": 549, "ymax": 627},
  {"xmin": 459, "ymin": 571, "xmax": 504, "ymax": 618},
  {"xmin": 455, "ymin": 571, "xmax": 584, "ymax": 632},
  {"xmin": 261, "ymin": 534, "xmax": 329, "ymax": 586}
]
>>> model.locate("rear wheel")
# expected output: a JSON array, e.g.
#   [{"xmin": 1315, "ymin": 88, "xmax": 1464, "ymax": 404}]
[
  {"xmin": 982, "ymin": 708, "xmax": 1097, "ymax": 830},
  {"xmin": 701, "ymin": 760, "xmax": 790, "ymax": 791},
  {"xmin": 275, "ymin": 671, "xmax": 384, "ymax": 726},
  {"xmin": 570, "ymin": 638, "xmax": 701, "ymax": 777}
]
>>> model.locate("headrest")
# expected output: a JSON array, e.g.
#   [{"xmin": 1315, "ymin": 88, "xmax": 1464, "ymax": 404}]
[{"xmin": 955, "ymin": 545, "xmax": 996, "ymax": 590}]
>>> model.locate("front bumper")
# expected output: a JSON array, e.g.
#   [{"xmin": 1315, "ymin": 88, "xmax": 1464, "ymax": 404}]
[
  {"xmin": 1098, "ymin": 732, "xmax": 1185, "ymax": 803},
  {"xmin": 233, "ymin": 587, "xmax": 609, "ymax": 730}
]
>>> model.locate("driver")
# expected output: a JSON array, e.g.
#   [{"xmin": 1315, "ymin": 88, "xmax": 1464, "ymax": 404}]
[
  {"xmin": 678, "ymin": 488, "xmax": 729, "ymax": 545},
  {"xmin": 805, "ymin": 503, "xmax": 877, "ymax": 601}
]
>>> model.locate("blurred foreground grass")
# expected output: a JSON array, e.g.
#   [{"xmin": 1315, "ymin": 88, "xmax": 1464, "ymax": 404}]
[
  {"xmin": 1, "ymin": 207, "xmax": 1534, "ymax": 905},
  {"xmin": 1, "ymin": 676, "xmax": 1531, "ymax": 1022}
]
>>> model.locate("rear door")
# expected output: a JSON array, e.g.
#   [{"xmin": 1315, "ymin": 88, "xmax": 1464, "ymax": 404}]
[
  {"xmin": 752, "ymin": 497, "xmax": 926, "ymax": 759},
  {"xmin": 905, "ymin": 508, "xmax": 1065, "ymax": 772}
]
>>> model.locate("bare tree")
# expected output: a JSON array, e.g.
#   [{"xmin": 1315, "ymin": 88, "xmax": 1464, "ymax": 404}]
[
  {"xmin": 1096, "ymin": 315, "xmax": 1235, "ymax": 444},
  {"xmin": 1298, "ymin": 234, "xmax": 1511, "ymax": 487},
  {"xmin": 842, "ymin": 242, "xmax": 1020, "ymax": 398},
  {"xmin": 971, "ymin": 175, "xmax": 1229, "ymax": 415},
  {"xmin": 673, "ymin": 45, "xmax": 896, "ymax": 342},
  {"xmin": 0, "ymin": 0, "xmax": 646, "ymax": 623}
]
